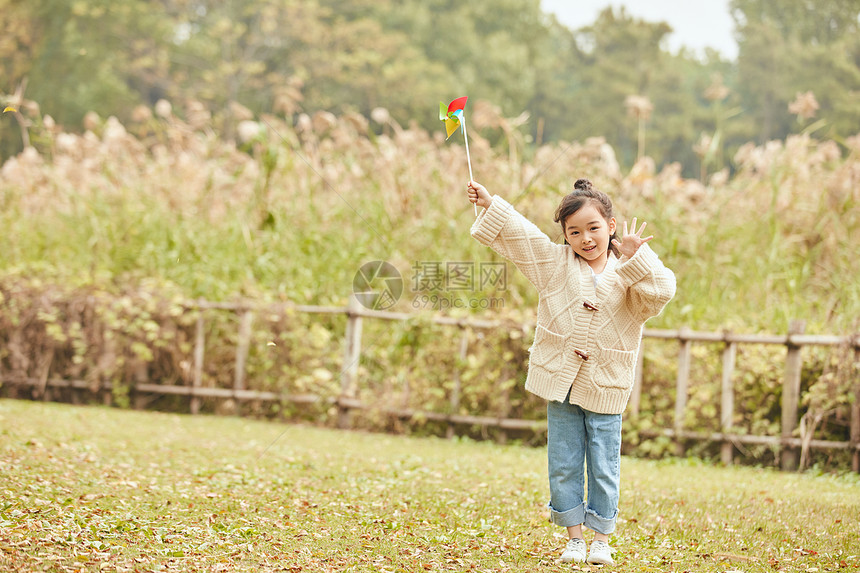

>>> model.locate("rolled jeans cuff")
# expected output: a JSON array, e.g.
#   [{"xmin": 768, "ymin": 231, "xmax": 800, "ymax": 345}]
[
  {"xmin": 584, "ymin": 507, "xmax": 618, "ymax": 535},
  {"xmin": 548, "ymin": 501, "xmax": 585, "ymax": 527}
]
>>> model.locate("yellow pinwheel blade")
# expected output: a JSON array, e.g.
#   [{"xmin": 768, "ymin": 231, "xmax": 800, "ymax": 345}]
[{"xmin": 445, "ymin": 117, "xmax": 460, "ymax": 139}]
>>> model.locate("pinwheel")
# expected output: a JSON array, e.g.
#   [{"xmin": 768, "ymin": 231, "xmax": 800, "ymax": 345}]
[{"xmin": 439, "ymin": 96, "xmax": 477, "ymax": 215}]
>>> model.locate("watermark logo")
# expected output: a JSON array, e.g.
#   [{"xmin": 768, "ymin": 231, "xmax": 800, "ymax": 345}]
[
  {"xmin": 353, "ymin": 261, "xmax": 403, "ymax": 310},
  {"xmin": 411, "ymin": 293, "xmax": 506, "ymax": 311},
  {"xmin": 353, "ymin": 260, "xmax": 507, "ymax": 311},
  {"xmin": 411, "ymin": 260, "xmax": 507, "ymax": 311},
  {"xmin": 411, "ymin": 261, "xmax": 507, "ymax": 291}
]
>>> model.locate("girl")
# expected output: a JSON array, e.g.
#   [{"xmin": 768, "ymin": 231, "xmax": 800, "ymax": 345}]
[{"xmin": 466, "ymin": 178, "xmax": 676, "ymax": 565}]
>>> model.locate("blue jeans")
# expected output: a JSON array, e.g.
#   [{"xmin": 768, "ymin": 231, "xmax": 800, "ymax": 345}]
[{"xmin": 546, "ymin": 397, "xmax": 621, "ymax": 534}]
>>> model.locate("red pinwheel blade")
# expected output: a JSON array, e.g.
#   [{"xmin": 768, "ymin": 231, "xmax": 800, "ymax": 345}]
[{"xmin": 447, "ymin": 96, "xmax": 468, "ymax": 114}]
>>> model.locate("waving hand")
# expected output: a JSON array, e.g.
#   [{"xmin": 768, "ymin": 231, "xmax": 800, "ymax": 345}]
[{"xmin": 611, "ymin": 218, "xmax": 653, "ymax": 258}]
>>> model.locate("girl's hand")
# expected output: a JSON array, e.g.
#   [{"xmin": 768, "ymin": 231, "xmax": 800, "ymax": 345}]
[
  {"xmin": 611, "ymin": 218, "xmax": 653, "ymax": 258},
  {"xmin": 467, "ymin": 180, "xmax": 492, "ymax": 209}
]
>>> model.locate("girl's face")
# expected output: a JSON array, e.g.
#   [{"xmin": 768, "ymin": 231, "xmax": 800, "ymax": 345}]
[{"xmin": 563, "ymin": 204, "xmax": 616, "ymax": 270}]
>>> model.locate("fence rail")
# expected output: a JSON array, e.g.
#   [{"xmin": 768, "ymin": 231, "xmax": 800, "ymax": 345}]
[{"xmin": 3, "ymin": 296, "xmax": 859, "ymax": 472}]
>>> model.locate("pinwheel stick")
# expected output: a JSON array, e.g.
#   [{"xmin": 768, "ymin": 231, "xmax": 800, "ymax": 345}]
[{"xmin": 462, "ymin": 117, "xmax": 477, "ymax": 216}]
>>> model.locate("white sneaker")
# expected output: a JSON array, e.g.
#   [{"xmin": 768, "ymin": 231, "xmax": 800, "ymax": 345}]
[
  {"xmin": 587, "ymin": 539, "xmax": 614, "ymax": 565},
  {"xmin": 560, "ymin": 537, "xmax": 587, "ymax": 563}
]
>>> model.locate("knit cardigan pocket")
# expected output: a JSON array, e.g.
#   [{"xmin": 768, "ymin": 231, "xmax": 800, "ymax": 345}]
[
  {"xmin": 528, "ymin": 325, "xmax": 567, "ymax": 373},
  {"xmin": 593, "ymin": 346, "xmax": 637, "ymax": 389}
]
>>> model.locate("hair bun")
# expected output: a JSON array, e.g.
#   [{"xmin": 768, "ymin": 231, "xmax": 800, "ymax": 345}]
[{"xmin": 573, "ymin": 178, "xmax": 593, "ymax": 191}]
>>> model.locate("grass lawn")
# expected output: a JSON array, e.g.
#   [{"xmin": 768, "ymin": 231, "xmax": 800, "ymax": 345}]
[{"xmin": 1, "ymin": 399, "xmax": 858, "ymax": 572}]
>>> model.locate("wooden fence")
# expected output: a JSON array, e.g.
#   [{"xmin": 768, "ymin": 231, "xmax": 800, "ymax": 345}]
[{"xmin": 4, "ymin": 296, "xmax": 859, "ymax": 473}]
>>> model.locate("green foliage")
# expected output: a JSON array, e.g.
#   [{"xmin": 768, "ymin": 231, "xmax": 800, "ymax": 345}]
[
  {"xmin": 0, "ymin": 105, "xmax": 858, "ymax": 468},
  {"xmin": 3, "ymin": 0, "xmax": 860, "ymax": 178},
  {"xmin": 731, "ymin": 0, "xmax": 860, "ymax": 144}
]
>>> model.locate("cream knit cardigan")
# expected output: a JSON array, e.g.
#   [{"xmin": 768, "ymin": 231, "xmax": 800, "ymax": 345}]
[{"xmin": 471, "ymin": 196, "xmax": 677, "ymax": 414}]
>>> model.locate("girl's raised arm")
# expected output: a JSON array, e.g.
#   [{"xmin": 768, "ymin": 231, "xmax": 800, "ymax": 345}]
[{"xmin": 468, "ymin": 181, "xmax": 565, "ymax": 291}]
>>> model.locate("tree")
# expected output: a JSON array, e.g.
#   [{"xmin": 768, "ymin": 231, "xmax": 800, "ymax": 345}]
[
  {"xmin": 732, "ymin": 0, "xmax": 860, "ymax": 142},
  {"xmin": 25, "ymin": 0, "xmax": 170, "ymax": 125},
  {"xmin": 563, "ymin": 8, "xmax": 672, "ymax": 167}
]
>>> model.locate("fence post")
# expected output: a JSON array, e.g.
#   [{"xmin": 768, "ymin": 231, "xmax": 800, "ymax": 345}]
[
  {"xmin": 232, "ymin": 309, "xmax": 254, "ymax": 416},
  {"xmin": 339, "ymin": 295, "xmax": 363, "ymax": 429},
  {"xmin": 447, "ymin": 326, "xmax": 469, "ymax": 439},
  {"xmin": 131, "ymin": 359, "xmax": 148, "ymax": 410},
  {"xmin": 190, "ymin": 309, "xmax": 205, "ymax": 415},
  {"xmin": 781, "ymin": 320, "xmax": 806, "ymax": 471},
  {"xmin": 674, "ymin": 327, "xmax": 692, "ymax": 456},
  {"xmin": 720, "ymin": 338, "xmax": 736, "ymax": 465},
  {"xmin": 851, "ymin": 337, "xmax": 860, "ymax": 474}
]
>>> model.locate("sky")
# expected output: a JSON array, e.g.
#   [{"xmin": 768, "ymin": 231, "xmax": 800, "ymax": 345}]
[{"xmin": 541, "ymin": 0, "xmax": 737, "ymax": 60}]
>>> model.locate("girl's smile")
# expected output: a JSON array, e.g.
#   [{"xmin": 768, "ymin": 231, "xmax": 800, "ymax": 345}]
[{"xmin": 563, "ymin": 204, "xmax": 617, "ymax": 272}]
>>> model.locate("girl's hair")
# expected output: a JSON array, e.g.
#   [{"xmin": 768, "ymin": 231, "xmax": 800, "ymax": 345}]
[{"xmin": 553, "ymin": 178, "xmax": 620, "ymax": 256}]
